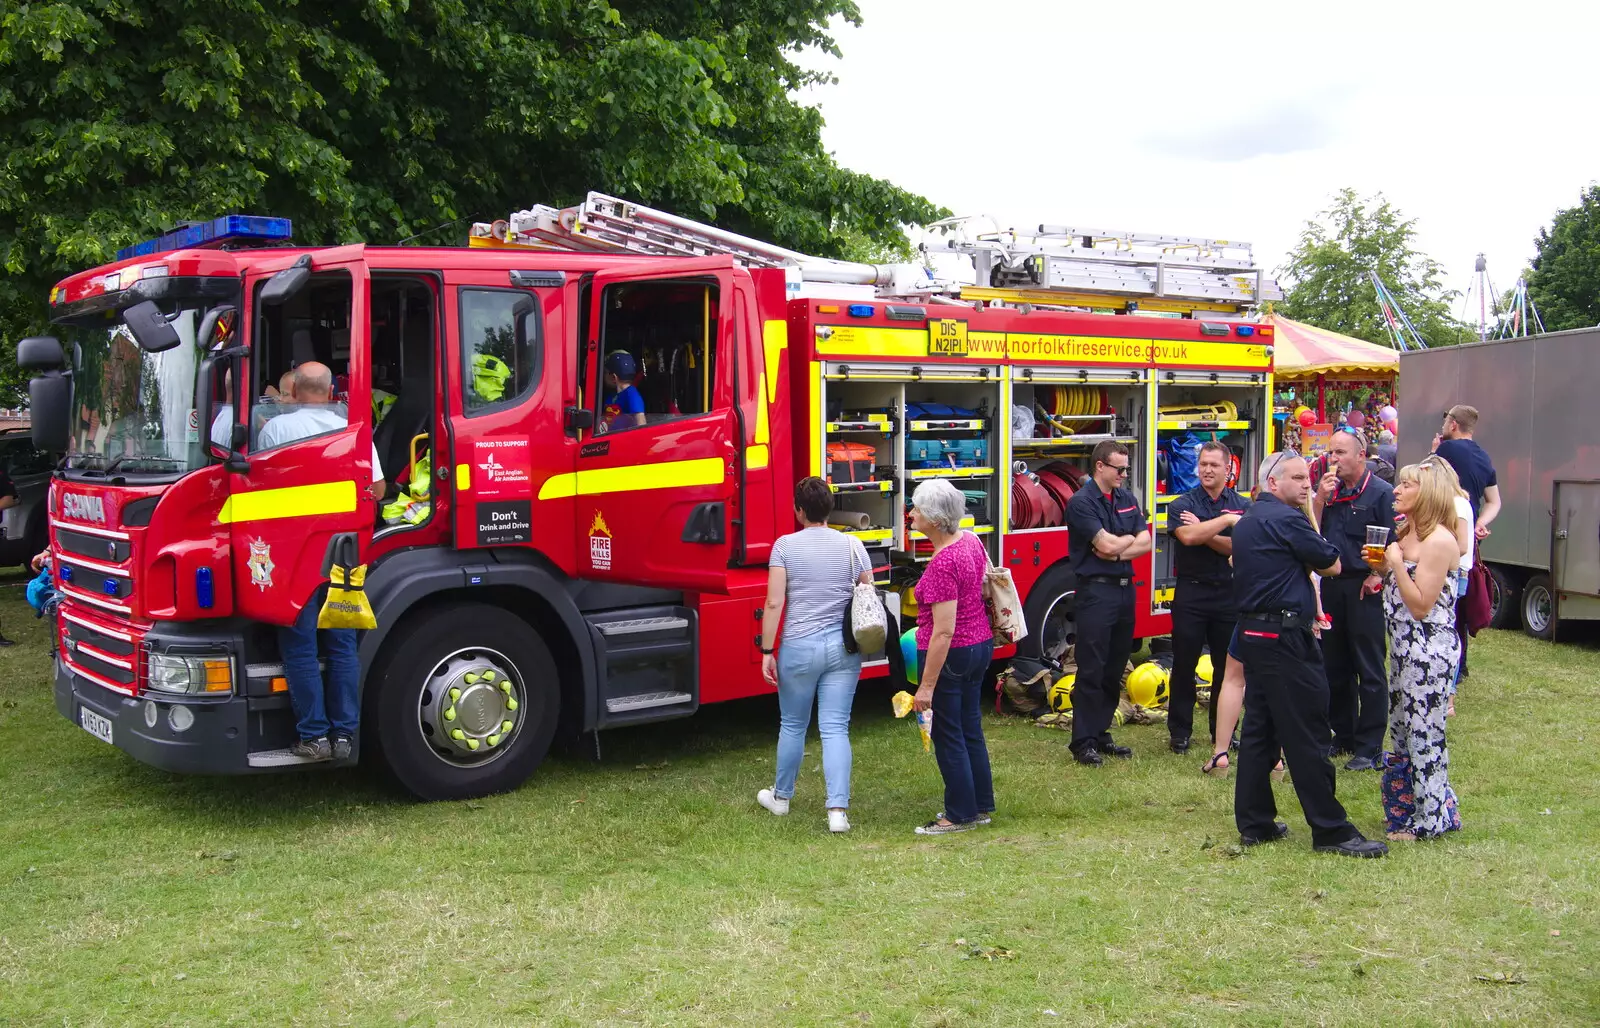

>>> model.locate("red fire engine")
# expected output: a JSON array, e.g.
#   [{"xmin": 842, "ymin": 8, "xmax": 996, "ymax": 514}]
[{"xmin": 23, "ymin": 198, "xmax": 1278, "ymax": 798}]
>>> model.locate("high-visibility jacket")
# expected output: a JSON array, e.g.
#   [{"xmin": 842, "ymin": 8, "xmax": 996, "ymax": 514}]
[
  {"xmin": 473, "ymin": 354, "xmax": 510, "ymax": 403},
  {"xmin": 372, "ymin": 389, "xmax": 397, "ymax": 426},
  {"xmin": 382, "ymin": 454, "xmax": 432, "ymax": 526}
]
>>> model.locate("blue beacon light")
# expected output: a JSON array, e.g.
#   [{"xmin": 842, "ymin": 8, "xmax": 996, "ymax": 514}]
[{"xmin": 116, "ymin": 215, "xmax": 293, "ymax": 261}]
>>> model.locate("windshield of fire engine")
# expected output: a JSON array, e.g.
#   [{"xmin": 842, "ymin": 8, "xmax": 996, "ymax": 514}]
[{"xmin": 57, "ymin": 303, "xmax": 212, "ymax": 475}]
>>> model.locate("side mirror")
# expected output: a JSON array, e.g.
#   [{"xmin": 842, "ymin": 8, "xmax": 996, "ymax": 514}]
[
  {"xmin": 29, "ymin": 372, "xmax": 71, "ymax": 453},
  {"xmin": 196, "ymin": 304, "xmax": 239, "ymax": 351},
  {"xmin": 259, "ymin": 254, "xmax": 312, "ymax": 307},
  {"xmin": 197, "ymin": 346, "xmax": 250, "ymax": 473},
  {"xmin": 122, "ymin": 299, "xmax": 183, "ymax": 353},
  {"xmin": 16, "ymin": 336, "xmax": 65, "ymax": 370}
]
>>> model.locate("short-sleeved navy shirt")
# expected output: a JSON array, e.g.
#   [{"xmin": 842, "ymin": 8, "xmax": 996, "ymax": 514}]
[
  {"xmin": 1434, "ymin": 438, "xmax": 1496, "ymax": 521},
  {"xmin": 1065, "ymin": 484, "xmax": 1148, "ymax": 577},
  {"xmin": 1165, "ymin": 484, "xmax": 1249, "ymax": 582},
  {"xmin": 1232, "ymin": 494, "xmax": 1342, "ymax": 618},
  {"xmin": 1318, "ymin": 471, "xmax": 1396, "ymax": 579}
]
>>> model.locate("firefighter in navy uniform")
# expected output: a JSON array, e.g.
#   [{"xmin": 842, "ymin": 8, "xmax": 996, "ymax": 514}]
[
  {"xmin": 1165, "ymin": 440, "xmax": 1248, "ymax": 753},
  {"xmin": 1063, "ymin": 440, "xmax": 1151, "ymax": 766},
  {"xmin": 1312, "ymin": 428, "xmax": 1396, "ymax": 771},
  {"xmin": 1231, "ymin": 451, "xmax": 1388, "ymax": 858}
]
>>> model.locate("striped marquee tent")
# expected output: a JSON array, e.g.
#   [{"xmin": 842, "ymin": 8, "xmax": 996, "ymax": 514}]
[{"xmin": 1266, "ymin": 314, "xmax": 1399, "ymax": 420}]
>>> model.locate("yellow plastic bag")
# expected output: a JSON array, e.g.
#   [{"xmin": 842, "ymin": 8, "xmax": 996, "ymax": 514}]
[
  {"xmin": 891, "ymin": 690, "xmax": 933, "ymax": 752},
  {"xmin": 318, "ymin": 538, "xmax": 377, "ymax": 630}
]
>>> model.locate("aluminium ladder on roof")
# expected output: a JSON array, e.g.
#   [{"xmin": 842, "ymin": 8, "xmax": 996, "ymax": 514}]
[
  {"xmin": 470, "ymin": 192, "xmax": 1281, "ymax": 309},
  {"xmin": 926, "ymin": 220, "xmax": 1283, "ymax": 309},
  {"xmin": 474, "ymin": 192, "xmax": 910, "ymax": 288}
]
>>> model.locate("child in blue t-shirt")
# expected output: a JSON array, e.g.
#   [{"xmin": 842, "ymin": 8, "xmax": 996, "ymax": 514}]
[{"xmin": 600, "ymin": 350, "xmax": 646, "ymax": 432}]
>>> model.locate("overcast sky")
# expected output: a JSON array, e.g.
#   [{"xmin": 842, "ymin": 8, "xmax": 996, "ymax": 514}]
[{"xmin": 799, "ymin": 0, "xmax": 1600, "ymax": 321}]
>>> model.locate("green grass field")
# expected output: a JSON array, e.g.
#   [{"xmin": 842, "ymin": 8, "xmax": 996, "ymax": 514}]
[{"xmin": 1, "ymin": 573, "xmax": 1595, "ymax": 1026}]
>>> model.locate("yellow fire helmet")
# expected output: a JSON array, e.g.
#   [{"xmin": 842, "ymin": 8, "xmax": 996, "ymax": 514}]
[
  {"xmin": 1196, "ymin": 652, "xmax": 1215, "ymax": 684},
  {"xmin": 1047, "ymin": 673, "xmax": 1076, "ymax": 712},
  {"xmin": 1126, "ymin": 661, "xmax": 1171, "ymax": 708}
]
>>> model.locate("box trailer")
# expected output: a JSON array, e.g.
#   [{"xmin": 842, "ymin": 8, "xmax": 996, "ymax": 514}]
[{"xmin": 1399, "ymin": 329, "xmax": 1600, "ymax": 639}]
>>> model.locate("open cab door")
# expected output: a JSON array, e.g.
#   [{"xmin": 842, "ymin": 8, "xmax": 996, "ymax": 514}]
[
  {"xmin": 568, "ymin": 258, "xmax": 742, "ymax": 593},
  {"xmin": 226, "ymin": 247, "xmax": 378, "ymax": 625}
]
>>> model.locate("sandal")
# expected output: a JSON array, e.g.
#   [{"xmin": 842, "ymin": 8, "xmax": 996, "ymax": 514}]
[
  {"xmin": 915, "ymin": 817, "xmax": 978, "ymax": 835},
  {"xmin": 1202, "ymin": 752, "xmax": 1230, "ymax": 776}
]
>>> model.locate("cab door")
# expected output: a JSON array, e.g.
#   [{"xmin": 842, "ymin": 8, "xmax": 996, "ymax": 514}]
[
  {"xmin": 569, "ymin": 258, "xmax": 741, "ymax": 593},
  {"xmin": 228, "ymin": 248, "xmax": 377, "ymax": 626},
  {"xmin": 445, "ymin": 270, "xmax": 568, "ymax": 563}
]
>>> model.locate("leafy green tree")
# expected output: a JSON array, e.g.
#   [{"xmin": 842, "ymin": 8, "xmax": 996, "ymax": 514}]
[
  {"xmin": 1279, "ymin": 188, "xmax": 1471, "ymax": 348},
  {"xmin": 1526, "ymin": 184, "xmax": 1600, "ymax": 332},
  {"xmin": 0, "ymin": 0, "xmax": 943, "ymax": 399}
]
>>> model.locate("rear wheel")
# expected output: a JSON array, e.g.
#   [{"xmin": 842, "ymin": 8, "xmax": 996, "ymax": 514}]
[
  {"xmin": 1520, "ymin": 574, "xmax": 1554, "ymax": 641},
  {"xmin": 1017, "ymin": 564, "xmax": 1076, "ymax": 661},
  {"xmin": 367, "ymin": 603, "xmax": 560, "ymax": 800},
  {"xmin": 1486, "ymin": 564, "xmax": 1521, "ymax": 630}
]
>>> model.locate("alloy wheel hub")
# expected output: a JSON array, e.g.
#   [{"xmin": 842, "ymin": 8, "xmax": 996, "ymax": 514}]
[{"xmin": 418, "ymin": 651, "xmax": 523, "ymax": 765}]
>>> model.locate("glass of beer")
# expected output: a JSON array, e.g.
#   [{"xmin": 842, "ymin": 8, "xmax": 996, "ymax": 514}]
[{"xmin": 1364, "ymin": 525, "xmax": 1391, "ymax": 567}]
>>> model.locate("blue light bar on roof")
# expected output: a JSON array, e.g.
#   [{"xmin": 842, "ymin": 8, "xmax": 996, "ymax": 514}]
[{"xmin": 116, "ymin": 215, "xmax": 293, "ymax": 261}]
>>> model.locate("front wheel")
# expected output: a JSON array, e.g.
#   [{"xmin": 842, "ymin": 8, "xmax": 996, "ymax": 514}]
[
  {"xmin": 367, "ymin": 603, "xmax": 561, "ymax": 800},
  {"xmin": 1520, "ymin": 574, "xmax": 1554, "ymax": 641}
]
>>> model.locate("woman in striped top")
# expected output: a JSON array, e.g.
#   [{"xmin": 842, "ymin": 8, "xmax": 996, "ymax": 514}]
[{"xmin": 756, "ymin": 477, "xmax": 874, "ymax": 833}]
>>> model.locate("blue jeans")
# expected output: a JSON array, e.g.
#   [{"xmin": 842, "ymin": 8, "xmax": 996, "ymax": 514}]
[
  {"xmin": 922, "ymin": 638, "xmax": 996, "ymax": 824},
  {"xmin": 773, "ymin": 629, "xmax": 862, "ymax": 808},
  {"xmin": 277, "ymin": 588, "xmax": 360, "ymax": 742}
]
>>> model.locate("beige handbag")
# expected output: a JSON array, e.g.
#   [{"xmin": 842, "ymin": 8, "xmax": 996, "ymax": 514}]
[{"xmin": 977, "ymin": 532, "xmax": 1028, "ymax": 645}]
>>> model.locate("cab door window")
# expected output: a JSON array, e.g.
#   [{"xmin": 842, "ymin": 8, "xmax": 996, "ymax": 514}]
[
  {"xmin": 593, "ymin": 281, "xmax": 719, "ymax": 434},
  {"xmin": 459, "ymin": 288, "xmax": 541, "ymax": 416}
]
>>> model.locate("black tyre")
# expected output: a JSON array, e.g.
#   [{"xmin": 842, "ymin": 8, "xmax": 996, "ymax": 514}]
[
  {"xmin": 1520, "ymin": 574, "xmax": 1554, "ymax": 641},
  {"xmin": 366, "ymin": 603, "xmax": 561, "ymax": 800},
  {"xmin": 1017, "ymin": 563, "xmax": 1076, "ymax": 660},
  {"xmin": 1485, "ymin": 564, "xmax": 1521, "ymax": 630}
]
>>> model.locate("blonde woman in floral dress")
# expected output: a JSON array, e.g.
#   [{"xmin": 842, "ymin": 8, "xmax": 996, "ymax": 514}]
[{"xmin": 1367, "ymin": 460, "xmax": 1463, "ymax": 841}]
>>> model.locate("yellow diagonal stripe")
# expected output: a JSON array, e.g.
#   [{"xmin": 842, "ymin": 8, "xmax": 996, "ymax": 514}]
[
  {"xmin": 217, "ymin": 481, "xmax": 358, "ymax": 524},
  {"xmin": 537, "ymin": 457, "xmax": 726, "ymax": 500}
]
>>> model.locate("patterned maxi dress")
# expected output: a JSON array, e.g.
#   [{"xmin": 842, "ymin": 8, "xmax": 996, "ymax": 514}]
[{"xmin": 1383, "ymin": 561, "xmax": 1462, "ymax": 837}]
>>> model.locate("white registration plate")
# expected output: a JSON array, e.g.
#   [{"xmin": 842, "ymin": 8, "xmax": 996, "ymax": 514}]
[{"xmin": 79, "ymin": 707, "xmax": 114, "ymax": 745}]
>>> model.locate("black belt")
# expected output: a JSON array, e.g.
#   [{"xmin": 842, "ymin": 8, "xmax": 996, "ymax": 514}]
[
  {"xmin": 1240, "ymin": 610, "xmax": 1312, "ymax": 628},
  {"xmin": 1177, "ymin": 576, "xmax": 1230, "ymax": 586},
  {"xmin": 1082, "ymin": 575, "xmax": 1132, "ymax": 586}
]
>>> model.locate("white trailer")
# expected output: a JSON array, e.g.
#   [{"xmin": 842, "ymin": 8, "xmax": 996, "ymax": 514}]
[{"xmin": 1399, "ymin": 329, "xmax": 1600, "ymax": 639}]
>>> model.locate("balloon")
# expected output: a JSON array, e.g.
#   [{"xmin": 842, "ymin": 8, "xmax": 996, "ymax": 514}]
[
  {"xmin": 1380, "ymin": 405, "xmax": 1398, "ymax": 422},
  {"xmin": 1298, "ymin": 409, "xmax": 1317, "ymax": 428},
  {"xmin": 1346, "ymin": 410, "xmax": 1366, "ymax": 428}
]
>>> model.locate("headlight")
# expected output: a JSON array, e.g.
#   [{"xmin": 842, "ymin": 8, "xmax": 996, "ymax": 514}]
[{"xmin": 145, "ymin": 652, "xmax": 234, "ymax": 695}]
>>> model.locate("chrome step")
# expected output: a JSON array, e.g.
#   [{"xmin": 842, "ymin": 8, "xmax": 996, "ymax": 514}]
[
  {"xmin": 605, "ymin": 690, "xmax": 692, "ymax": 713},
  {"xmin": 593, "ymin": 616, "xmax": 689, "ymax": 637},
  {"xmin": 247, "ymin": 748, "xmax": 330, "ymax": 768}
]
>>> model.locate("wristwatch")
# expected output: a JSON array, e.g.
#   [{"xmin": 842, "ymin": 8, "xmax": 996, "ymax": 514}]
[{"xmin": 760, "ymin": 647, "xmax": 774, "ymax": 655}]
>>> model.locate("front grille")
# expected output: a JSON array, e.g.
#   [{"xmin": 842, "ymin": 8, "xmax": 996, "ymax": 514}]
[
  {"xmin": 61, "ymin": 612, "xmax": 138, "ymax": 689},
  {"xmin": 56, "ymin": 527, "xmax": 130, "ymax": 564},
  {"xmin": 57, "ymin": 559, "xmax": 132, "ymax": 601}
]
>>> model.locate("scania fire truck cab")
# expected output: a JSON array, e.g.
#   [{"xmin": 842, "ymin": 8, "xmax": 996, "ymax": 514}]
[{"xmin": 25, "ymin": 200, "xmax": 1280, "ymax": 800}]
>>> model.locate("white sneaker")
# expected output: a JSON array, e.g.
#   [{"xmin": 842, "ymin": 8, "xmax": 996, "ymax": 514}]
[
  {"xmin": 757, "ymin": 788, "xmax": 789, "ymax": 816},
  {"xmin": 828, "ymin": 810, "xmax": 851, "ymax": 833}
]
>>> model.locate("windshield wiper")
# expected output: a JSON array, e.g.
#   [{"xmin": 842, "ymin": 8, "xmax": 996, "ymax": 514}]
[{"xmin": 102, "ymin": 454, "xmax": 184, "ymax": 475}]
